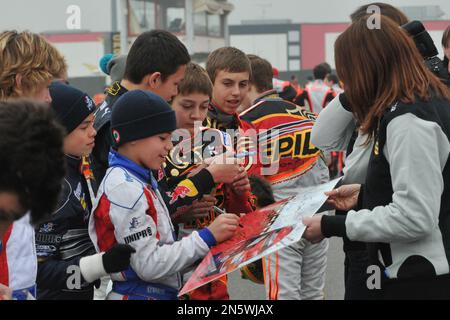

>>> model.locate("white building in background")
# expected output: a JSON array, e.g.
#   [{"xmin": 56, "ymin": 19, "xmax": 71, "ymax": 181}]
[
  {"xmin": 126, "ymin": 0, "xmax": 233, "ymax": 62},
  {"xmin": 0, "ymin": 0, "xmax": 234, "ymax": 94},
  {"xmin": 228, "ymin": 1, "xmax": 450, "ymax": 83}
]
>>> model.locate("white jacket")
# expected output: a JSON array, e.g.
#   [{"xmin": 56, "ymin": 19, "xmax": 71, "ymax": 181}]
[{"xmin": 88, "ymin": 154, "xmax": 215, "ymax": 299}]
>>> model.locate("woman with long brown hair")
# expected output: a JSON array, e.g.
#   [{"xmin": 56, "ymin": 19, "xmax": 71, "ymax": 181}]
[
  {"xmin": 311, "ymin": 3, "xmax": 412, "ymax": 300},
  {"xmin": 304, "ymin": 15, "xmax": 450, "ymax": 299}
]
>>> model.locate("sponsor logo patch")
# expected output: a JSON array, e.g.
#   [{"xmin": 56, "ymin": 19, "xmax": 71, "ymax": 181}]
[{"xmin": 124, "ymin": 227, "xmax": 153, "ymax": 244}]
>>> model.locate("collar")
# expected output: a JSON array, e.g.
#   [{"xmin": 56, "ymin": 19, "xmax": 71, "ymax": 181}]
[
  {"xmin": 106, "ymin": 81, "xmax": 129, "ymax": 98},
  {"xmin": 65, "ymin": 154, "xmax": 82, "ymax": 173},
  {"xmin": 108, "ymin": 149, "xmax": 158, "ymax": 190},
  {"xmin": 254, "ymin": 89, "xmax": 280, "ymax": 104},
  {"xmin": 207, "ymin": 102, "xmax": 240, "ymax": 129}
]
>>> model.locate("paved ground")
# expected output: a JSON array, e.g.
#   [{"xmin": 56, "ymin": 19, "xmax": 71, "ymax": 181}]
[{"xmin": 228, "ymin": 237, "xmax": 345, "ymax": 300}]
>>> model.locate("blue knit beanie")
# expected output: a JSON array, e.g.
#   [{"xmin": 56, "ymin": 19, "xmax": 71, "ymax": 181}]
[
  {"xmin": 111, "ymin": 90, "xmax": 176, "ymax": 147},
  {"xmin": 49, "ymin": 82, "xmax": 95, "ymax": 133}
]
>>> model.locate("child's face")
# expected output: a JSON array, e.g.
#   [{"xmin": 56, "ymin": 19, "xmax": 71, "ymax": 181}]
[
  {"xmin": 64, "ymin": 113, "xmax": 96, "ymax": 157},
  {"xmin": 0, "ymin": 191, "xmax": 27, "ymax": 229},
  {"xmin": 212, "ymin": 70, "xmax": 250, "ymax": 115},
  {"xmin": 324, "ymin": 78, "xmax": 333, "ymax": 88},
  {"xmin": 171, "ymin": 92, "xmax": 210, "ymax": 137},
  {"xmin": 153, "ymin": 65, "xmax": 187, "ymax": 103},
  {"xmin": 134, "ymin": 133, "xmax": 173, "ymax": 170}
]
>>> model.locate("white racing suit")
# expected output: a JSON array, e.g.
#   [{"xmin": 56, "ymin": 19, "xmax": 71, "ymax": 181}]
[
  {"xmin": 265, "ymin": 160, "xmax": 330, "ymax": 300},
  {"xmin": 240, "ymin": 92, "xmax": 330, "ymax": 300},
  {"xmin": 0, "ymin": 214, "xmax": 37, "ymax": 300},
  {"xmin": 88, "ymin": 150, "xmax": 216, "ymax": 300}
]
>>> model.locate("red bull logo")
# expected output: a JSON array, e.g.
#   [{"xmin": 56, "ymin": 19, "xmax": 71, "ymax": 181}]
[{"xmin": 167, "ymin": 185, "xmax": 191, "ymax": 205}]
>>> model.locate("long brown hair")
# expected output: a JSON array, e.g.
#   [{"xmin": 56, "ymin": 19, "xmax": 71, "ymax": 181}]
[
  {"xmin": 335, "ymin": 15, "xmax": 450, "ymax": 139},
  {"xmin": 350, "ymin": 2, "xmax": 409, "ymax": 25}
]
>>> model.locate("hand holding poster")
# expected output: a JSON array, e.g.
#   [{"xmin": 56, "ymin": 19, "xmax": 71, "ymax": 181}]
[{"xmin": 179, "ymin": 178, "xmax": 342, "ymax": 297}]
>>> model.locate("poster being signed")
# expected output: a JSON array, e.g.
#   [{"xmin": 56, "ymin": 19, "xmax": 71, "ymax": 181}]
[{"xmin": 179, "ymin": 178, "xmax": 341, "ymax": 297}]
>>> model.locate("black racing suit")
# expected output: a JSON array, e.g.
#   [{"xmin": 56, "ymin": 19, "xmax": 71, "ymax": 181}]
[{"xmin": 35, "ymin": 155, "xmax": 96, "ymax": 300}]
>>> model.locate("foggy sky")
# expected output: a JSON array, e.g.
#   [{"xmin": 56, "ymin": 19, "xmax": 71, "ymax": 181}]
[{"xmin": 228, "ymin": 0, "xmax": 450, "ymax": 24}]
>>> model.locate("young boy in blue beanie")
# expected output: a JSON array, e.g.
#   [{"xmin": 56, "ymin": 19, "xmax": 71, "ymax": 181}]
[
  {"xmin": 89, "ymin": 90, "xmax": 240, "ymax": 300},
  {"xmin": 36, "ymin": 82, "xmax": 135, "ymax": 300}
]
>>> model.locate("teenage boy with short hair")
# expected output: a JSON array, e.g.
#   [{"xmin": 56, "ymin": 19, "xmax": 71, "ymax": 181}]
[{"xmin": 93, "ymin": 30, "xmax": 191, "ymax": 184}]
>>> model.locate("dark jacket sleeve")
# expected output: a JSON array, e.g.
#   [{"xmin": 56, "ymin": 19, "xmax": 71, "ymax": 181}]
[
  {"xmin": 91, "ymin": 125, "xmax": 112, "ymax": 187},
  {"xmin": 321, "ymin": 215, "xmax": 347, "ymax": 238},
  {"xmin": 159, "ymin": 168, "xmax": 216, "ymax": 218},
  {"xmin": 37, "ymin": 257, "xmax": 91, "ymax": 290},
  {"xmin": 321, "ymin": 184, "xmax": 365, "ymax": 238},
  {"xmin": 294, "ymin": 91, "xmax": 308, "ymax": 107}
]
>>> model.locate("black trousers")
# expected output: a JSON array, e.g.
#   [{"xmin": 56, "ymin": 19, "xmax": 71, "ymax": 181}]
[
  {"xmin": 382, "ymin": 273, "xmax": 450, "ymax": 300},
  {"xmin": 344, "ymin": 249, "xmax": 381, "ymax": 300}
]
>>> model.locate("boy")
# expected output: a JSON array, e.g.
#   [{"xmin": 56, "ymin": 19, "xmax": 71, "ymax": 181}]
[
  {"xmin": 93, "ymin": 30, "xmax": 190, "ymax": 184},
  {"xmin": 240, "ymin": 54, "xmax": 330, "ymax": 300},
  {"xmin": 167, "ymin": 63, "xmax": 254, "ymax": 299},
  {"xmin": 0, "ymin": 100, "xmax": 66, "ymax": 300},
  {"xmin": 204, "ymin": 47, "xmax": 256, "ymax": 202},
  {"xmin": 294, "ymin": 63, "xmax": 331, "ymax": 114},
  {"xmin": 35, "ymin": 83, "xmax": 134, "ymax": 300},
  {"xmin": 205, "ymin": 47, "xmax": 252, "ymax": 131},
  {"xmin": 89, "ymin": 90, "xmax": 240, "ymax": 300},
  {"xmin": 0, "ymin": 30, "xmax": 67, "ymax": 299}
]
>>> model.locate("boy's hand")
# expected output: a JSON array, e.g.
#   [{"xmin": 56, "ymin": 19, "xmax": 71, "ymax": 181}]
[
  {"xmin": 230, "ymin": 167, "xmax": 251, "ymax": 194},
  {"xmin": 207, "ymin": 213, "xmax": 240, "ymax": 243},
  {"xmin": 206, "ymin": 163, "xmax": 241, "ymax": 184},
  {"xmin": 203, "ymin": 150, "xmax": 237, "ymax": 166},
  {"xmin": 173, "ymin": 195, "xmax": 216, "ymax": 224},
  {"xmin": 302, "ymin": 215, "xmax": 325, "ymax": 244},
  {"xmin": 0, "ymin": 284, "xmax": 12, "ymax": 300}
]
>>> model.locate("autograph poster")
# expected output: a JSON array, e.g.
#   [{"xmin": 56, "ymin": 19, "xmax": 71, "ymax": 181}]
[{"xmin": 179, "ymin": 178, "xmax": 341, "ymax": 296}]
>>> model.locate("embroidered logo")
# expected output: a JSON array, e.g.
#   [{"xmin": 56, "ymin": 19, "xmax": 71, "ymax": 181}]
[
  {"xmin": 112, "ymin": 130, "xmax": 120, "ymax": 144},
  {"xmin": 390, "ymin": 102, "xmax": 399, "ymax": 112},
  {"xmin": 39, "ymin": 222, "xmax": 55, "ymax": 233},
  {"xmin": 129, "ymin": 217, "xmax": 140, "ymax": 231},
  {"xmin": 167, "ymin": 185, "xmax": 191, "ymax": 205},
  {"xmin": 85, "ymin": 96, "xmax": 94, "ymax": 111}
]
